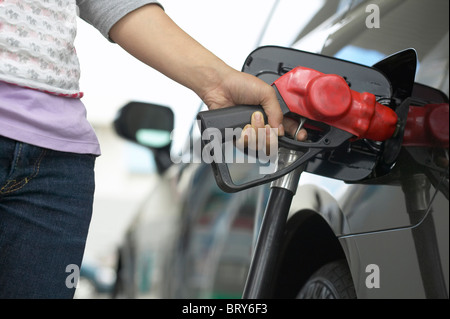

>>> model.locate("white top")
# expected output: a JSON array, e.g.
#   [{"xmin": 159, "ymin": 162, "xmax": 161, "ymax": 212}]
[{"xmin": 0, "ymin": 0, "xmax": 82, "ymax": 97}]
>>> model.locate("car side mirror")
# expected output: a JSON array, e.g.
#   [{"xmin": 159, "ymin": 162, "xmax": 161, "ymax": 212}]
[{"xmin": 114, "ymin": 101, "xmax": 174, "ymax": 174}]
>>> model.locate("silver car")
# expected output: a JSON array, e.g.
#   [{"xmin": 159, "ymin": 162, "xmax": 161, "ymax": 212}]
[{"xmin": 112, "ymin": 0, "xmax": 448, "ymax": 299}]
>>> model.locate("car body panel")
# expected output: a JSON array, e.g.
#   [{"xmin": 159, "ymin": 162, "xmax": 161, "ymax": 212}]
[
  {"xmin": 113, "ymin": 0, "xmax": 449, "ymax": 299},
  {"xmin": 282, "ymin": 0, "xmax": 449, "ymax": 298},
  {"xmin": 289, "ymin": 179, "xmax": 449, "ymax": 298}
]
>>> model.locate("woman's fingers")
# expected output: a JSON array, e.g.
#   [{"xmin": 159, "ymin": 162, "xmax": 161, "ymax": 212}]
[
  {"xmin": 237, "ymin": 111, "xmax": 307, "ymax": 155},
  {"xmin": 283, "ymin": 117, "xmax": 308, "ymax": 141}
]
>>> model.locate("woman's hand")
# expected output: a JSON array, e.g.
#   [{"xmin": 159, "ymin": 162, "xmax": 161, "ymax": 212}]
[
  {"xmin": 200, "ymin": 67, "xmax": 307, "ymax": 148},
  {"xmin": 110, "ymin": 4, "xmax": 307, "ymax": 148}
]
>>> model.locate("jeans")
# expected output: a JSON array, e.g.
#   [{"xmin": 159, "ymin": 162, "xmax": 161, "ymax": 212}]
[{"xmin": 0, "ymin": 136, "xmax": 96, "ymax": 298}]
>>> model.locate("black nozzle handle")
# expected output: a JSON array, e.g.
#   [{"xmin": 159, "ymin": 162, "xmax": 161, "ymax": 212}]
[
  {"xmin": 197, "ymin": 105, "xmax": 267, "ymax": 141},
  {"xmin": 196, "ymin": 106, "xmax": 354, "ymax": 193}
]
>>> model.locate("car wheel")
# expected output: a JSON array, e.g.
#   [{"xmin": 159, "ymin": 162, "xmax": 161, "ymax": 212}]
[{"xmin": 297, "ymin": 259, "xmax": 356, "ymax": 299}]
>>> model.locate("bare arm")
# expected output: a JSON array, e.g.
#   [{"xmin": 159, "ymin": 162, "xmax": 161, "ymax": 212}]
[
  {"xmin": 109, "ymin": 4, "xmax": 308, "ymax": 141},
  {"xmin": 109, "ymin": 4, "xmax": 285, "ymax": 131}
]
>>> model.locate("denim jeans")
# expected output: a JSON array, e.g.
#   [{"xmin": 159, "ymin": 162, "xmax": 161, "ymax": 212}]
[{"xmin": 0, "ymin": 136, "xmax": 96, "ymax": 298}]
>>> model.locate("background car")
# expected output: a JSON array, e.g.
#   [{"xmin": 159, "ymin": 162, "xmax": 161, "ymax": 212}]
[{"xmin": 112, "ymin": 0, "xmax": 448, "ymax": 299}]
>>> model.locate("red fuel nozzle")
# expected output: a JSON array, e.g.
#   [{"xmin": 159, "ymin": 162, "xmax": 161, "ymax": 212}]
[
  {"xmin": 403, "ymin": 103, "xmax": 449, "ymax": 148},
  {"xmin": 273, "ymin": 66, "xmax": 398, "ymax": 141}
]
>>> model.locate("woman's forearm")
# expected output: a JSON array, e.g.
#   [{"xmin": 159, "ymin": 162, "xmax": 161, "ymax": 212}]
[
  {"xmin": 109, "ymin": 4, "xmax": 230, "ymax": 101},
  {"xmin": 108, "ymin": 3, "xmax": 305, "ymax": 138}
]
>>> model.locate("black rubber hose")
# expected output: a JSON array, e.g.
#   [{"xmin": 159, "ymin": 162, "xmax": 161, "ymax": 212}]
[{"xmin": 243, "ymin": 187, "xmax": 294, "ymax": 299}]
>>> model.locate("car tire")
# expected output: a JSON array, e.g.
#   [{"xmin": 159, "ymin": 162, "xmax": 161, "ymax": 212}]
[{"xmin": 297, "ymin": 259, "xmax": 356, "ymax": 299}]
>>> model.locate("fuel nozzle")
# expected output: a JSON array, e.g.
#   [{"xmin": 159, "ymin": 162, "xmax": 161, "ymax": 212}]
[{"xmin": 273, "ymin": 66, "xmax": 399, "ymax": 141}]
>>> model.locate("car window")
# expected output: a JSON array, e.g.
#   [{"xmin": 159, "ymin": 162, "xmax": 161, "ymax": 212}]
[
  {"xmin": 257, "ymin": 0, "xmax": 327, "ymax": 48},
  {"xmin": 319, "ymin": 0, "xmax": 449, "ymax": 94},
  {"xmin": 289, "ymin": 0, "xmax": 357, "ymax": 53}
]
